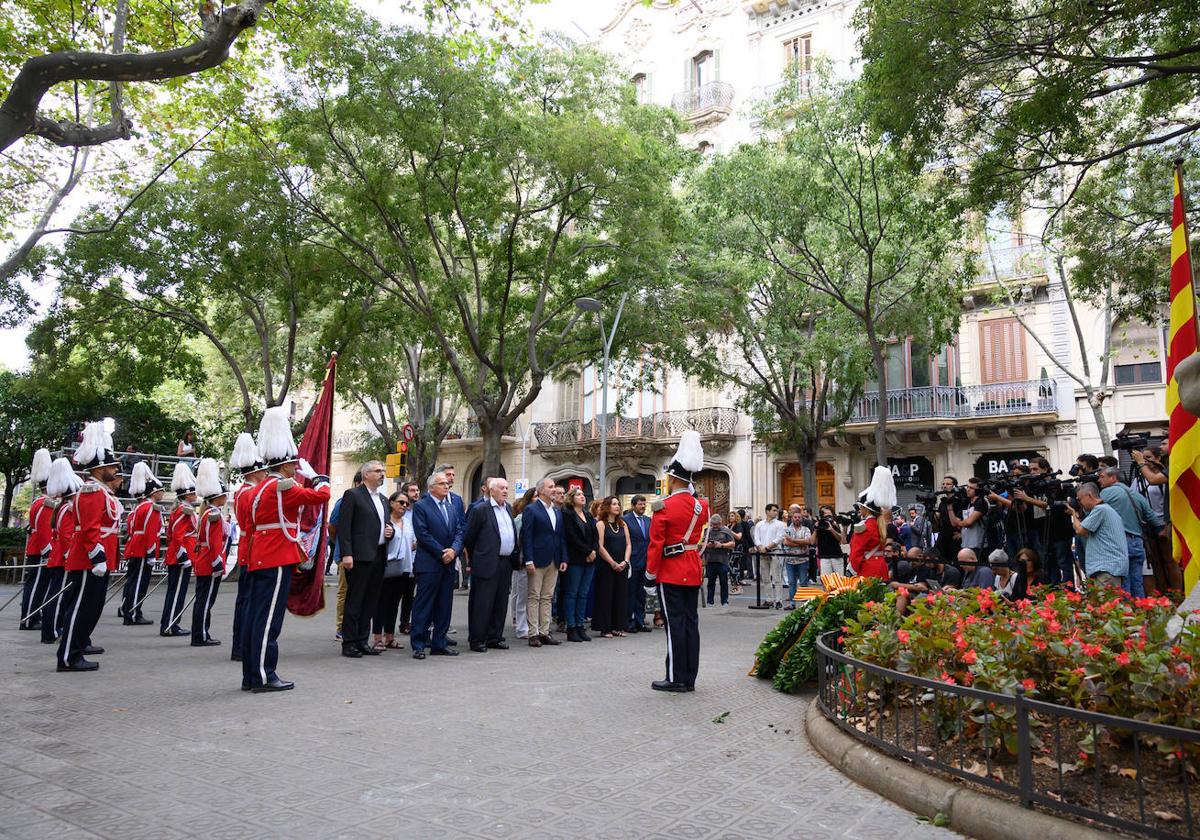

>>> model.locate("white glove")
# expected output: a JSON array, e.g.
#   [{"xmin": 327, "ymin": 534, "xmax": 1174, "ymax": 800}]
[
  {"xmin": 644, "ymin": 585, "xmax": 657, "ymax": 598},
  {"xmin": 296, "ymin": 458, "xmax": 317, "ymax": 480},
  {"xmin": 91, "ymin": 561, "xmax": 107, "ymax": 576},
  {"xmin": 182, "ymin": 560, "xmax": 192, "ymax": 569}
]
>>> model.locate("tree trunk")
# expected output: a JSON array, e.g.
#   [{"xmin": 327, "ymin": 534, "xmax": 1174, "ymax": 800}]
[
  {"xmin": 1, "ymin": 474, "xmax": 15, "ymax": 527},
  {"xmin": 868, "ymin": 336, "xmax": 888, "ymax": 466},
  {"xmin": 480, "ymin": 423, "xmax": 504, "ymax": 486},
  {"xmin": 1087, "ymin": 392, "xmax": 1114, "ymax": 457},
  {"xmin": 801, "ymin": 448, "xmax": 819, "ymax": 512}
]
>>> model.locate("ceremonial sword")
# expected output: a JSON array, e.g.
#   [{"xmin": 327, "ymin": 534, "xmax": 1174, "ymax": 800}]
[{"xmin": 18, "ymin": 581, "xmax": 73, "ymax": 623}]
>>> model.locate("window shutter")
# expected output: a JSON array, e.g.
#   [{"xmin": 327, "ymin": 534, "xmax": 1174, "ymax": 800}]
[{"xmin": 979, "ymin": 317, "xmax": 1027, "ymax": 383}]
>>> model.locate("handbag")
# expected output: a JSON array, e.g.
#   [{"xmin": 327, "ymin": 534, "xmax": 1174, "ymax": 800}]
[{"xmin": 383, "ymin": 555, "xmax": 407, "ymax": 579}]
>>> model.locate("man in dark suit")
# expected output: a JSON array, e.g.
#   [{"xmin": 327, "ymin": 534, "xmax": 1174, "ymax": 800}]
[
  {"xmin": 462, "ymin": 477, "xmax": 516, "ymax": 652},
  {"xmin": 410, "ymin": 470, "xmax": 465, "ymax": 659},
  {"xmin": 519, "ymin": 477, "xmax": 567, "ymax": 647},
  {"xmin": 337, "ymin": 460, "xmax": 394, "ymax": 658},
  {"xmin": 624, "ymin": 494, "xmax": 652, "ymax": 632}
]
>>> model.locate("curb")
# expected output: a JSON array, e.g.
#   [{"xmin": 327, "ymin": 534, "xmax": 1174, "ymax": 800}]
[{"xmin": 804, "ymin": 700, "xmax": 1113, "ymax": 840}]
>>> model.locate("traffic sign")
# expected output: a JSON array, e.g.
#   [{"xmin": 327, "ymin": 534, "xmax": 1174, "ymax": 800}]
[{"xmin": 401, "ymin": 423, "xmax": 415, "ymax": 442}]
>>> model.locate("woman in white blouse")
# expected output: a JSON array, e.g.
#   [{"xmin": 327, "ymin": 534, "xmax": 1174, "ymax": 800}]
[{"xmin": 372, "ymin": 491, "xmax": 416, "ymax": 650}]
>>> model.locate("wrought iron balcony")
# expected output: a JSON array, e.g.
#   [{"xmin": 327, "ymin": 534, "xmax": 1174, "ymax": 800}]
[
  {"xmin": 533, "ymin": 407, "xmax": 739, "ymax": 449},
  {"xmin": 842, "ymin": 379, "xmax": 1058, "ymax": 425},
  {"xmin": 671, "ymin": 82, "xmax": 734, "ymax": 122}
]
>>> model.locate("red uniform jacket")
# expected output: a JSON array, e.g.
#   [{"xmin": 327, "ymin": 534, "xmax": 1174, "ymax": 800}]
[
  {"xmin": 193, "ymin": 508, "xmax": 228, "ymax": 577},
  {"xmin": 24, "ymin": 495, "xmax": 53, "ymax": 560},
  {"xmin": 848, "ymin": 519, "xmax": 889, "ymax": 581},
  {"xmin": 49, "ymin": 501, "xmax": 73, "ymax": 569},
  {"xmin": 123, "ymin": 499, "xmax": 163, "ymax": 560},
  {"xmin": 247, "ymin": 475, "xmax": 330, "ymax": 572},
  {"xmin": 166, "ymin": 504, "xmax": 198, "ymax": 567},
  {"xmin": 66, "ymin": 480, "xmax": 122, "ymax": 572},
  {"xmin": 647, "ymin": 490, "xmax": 710, "ymax": 587},
  {"xmin": 233, "ymin": 482, "xmax": 255, "ymax": 567}
]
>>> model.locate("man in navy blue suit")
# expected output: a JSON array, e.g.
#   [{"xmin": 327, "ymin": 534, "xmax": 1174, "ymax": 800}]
[
  {"xmin": 410, "ymin": 470, "xmax": 465, "ymax": 659},
  {"xmin": 624, "ymin": 494, "xmax": 652, "ymax": 632},
  {"xmin": 519, "ymin": 477, "xmax": 566, "ymax": 647}
]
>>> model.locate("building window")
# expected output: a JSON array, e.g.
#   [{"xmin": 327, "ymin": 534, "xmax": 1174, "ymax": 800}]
[
  {"xmin": 1110, "ymin": 316, "xmax": 1165, "ymax": 386},
  {"xmin": 558, "ymin": 377, "xmax": 580, "ymax": 421},
  {"xmin": 631, "ymin": 73, "xmax": 648, "ymax": 104},
  {"xmin": 1114, "ymin": 362, "xmax": 1163, "ymax": 386},
  {"xmin": 692, "ymin": 50, "xmax": 714, "ymax": 88},
  {"xmin": 783, "ymin": 33, "xmax": 812, "ymax": 91},
  {"xmin": 978, "ymin": 317, "xmax": 1028, "ymax": 383}
]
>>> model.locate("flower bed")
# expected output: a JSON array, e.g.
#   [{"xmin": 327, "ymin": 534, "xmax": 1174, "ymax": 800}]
[{"xmin": 830, "ymin": 586, "xmax": 1200, "ymax": 836}]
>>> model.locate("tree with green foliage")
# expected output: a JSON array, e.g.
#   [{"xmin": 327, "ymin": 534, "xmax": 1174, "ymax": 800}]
[
  {"xmin": 277, "ymin": 26, "xmax": 690, "ymax": 479},
  {"xmin": 51, "ymin": 143, "xmax": 373, "ymax": 431},
  {"xmin": 692, "ymin": 80, "xmax": 968, "ymax": 466},
  {"xmin": 677, "ymin": 212, "xmax": 869, "ymax": 509},
  {"xmin": 857, "ymin": 0, "xmax": 1200, "ymax": 210}
]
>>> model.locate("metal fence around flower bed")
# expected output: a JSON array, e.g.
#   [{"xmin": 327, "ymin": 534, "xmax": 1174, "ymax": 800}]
[{"xmin": 815, "ymin": 630, "xmax": 1200, "ymax": 839}]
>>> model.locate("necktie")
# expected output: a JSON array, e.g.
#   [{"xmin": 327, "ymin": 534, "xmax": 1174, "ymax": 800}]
[
  {"xmin": 440, "ymin": 498, "xmax": 450, "ymax": 527},
  {"xmin": 639, "ymin": 516, "xmax": 647, "ymax": 538}
]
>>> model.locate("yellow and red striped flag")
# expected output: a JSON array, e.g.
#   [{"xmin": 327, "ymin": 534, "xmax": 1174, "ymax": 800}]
[{"xmin": 1167, "ymin": 161, "xmax": 1200, "ymax": 595}]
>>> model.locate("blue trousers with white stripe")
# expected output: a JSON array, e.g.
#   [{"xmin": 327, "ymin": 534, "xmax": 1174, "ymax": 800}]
[
  {"xmin": 659, "ymin": 583, "xmax": 700, "ymax": 688},
  {"xmin": 57, "ymin": 570, "xmax": 105, "ymax": 668},
  {"xmin": 230, "ymin": 567, "xmax": 252, "ymax": 660},
  {"xmin": 242, "ymin": 565, "xmax": 293, "ymax": 689}
]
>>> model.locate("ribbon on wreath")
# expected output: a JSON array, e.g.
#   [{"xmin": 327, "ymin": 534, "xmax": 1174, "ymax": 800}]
[{"xmin": 748, "ymin": 573, "xmax": 866, "ymax": 677}]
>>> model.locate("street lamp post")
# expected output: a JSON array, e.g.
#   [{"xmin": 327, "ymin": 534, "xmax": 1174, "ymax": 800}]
[{"xmin": 575, "ymin": 293, "xmax": 627, "ymax": 498}]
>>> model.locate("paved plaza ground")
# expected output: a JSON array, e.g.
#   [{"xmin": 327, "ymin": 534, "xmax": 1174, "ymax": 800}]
[{"xmin": 0, "ymin": 582, "xmax": 958, "ymax": 840}]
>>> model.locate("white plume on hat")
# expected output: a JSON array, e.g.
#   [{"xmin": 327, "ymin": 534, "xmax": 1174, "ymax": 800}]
[
  {"xmin": 171, "ymin": 461, "xmax": 197, "ymax": 494},
  {"xmin": 46, "ymin": 457, "xmax": 82, "ymax": 498},
  {"xmin": 30, "ymin": 448, "xmax": 52, "ymax": 484},
  {"xmin": 671, "ymin": 430, "xmax": 704, "ymax": 473},
  {"xmin": 195, "ymin": 458, "xmax": 224, "ymax": 500},
  {"xmin": 128, "ymin": 461, "xmax": 160, "ymax": 497},
  {"xmin": 229, "ymin": 432, "xmax": 262, "ymax": 470},
  {"xmin": 858, "ymin": 465, "xmax": 897, "ymax": 511},
  {"xmin": 257, "ymin": 403, "xmax": 298, "ymax": 464},
  {"xmin": 74, "ymin": 421, "xmax": 114, "ymax": 468}
]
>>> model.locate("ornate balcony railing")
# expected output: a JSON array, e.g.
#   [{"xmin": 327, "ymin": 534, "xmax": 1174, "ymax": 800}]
[
  {"xmin": 443, "ymin": 419, "xmax": 514, "ymax": 440},
  {"xmin": 981, "ymin": 242, "xmax": 1048, "ymax": 281},
  {"xmin": 533, "ymin": 407, "xmax": 739, "ymax": 449},
  {"xmin": 671, "ymin": 81, "xmax": 734, "ymax": 118},
  {"xmin": 843, "ymin": 379, "xmax": 1058, "ymax": 425}
]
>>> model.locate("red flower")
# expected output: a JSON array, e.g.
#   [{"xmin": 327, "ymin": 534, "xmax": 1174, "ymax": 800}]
[
  {"xmin": 1021, "ymin": 678, "xmax": 1036, "ymax": 691},
  {"xmin": 955, "ymin": 633, "xmax": 967, "ymax": 650},
  {"xmin": 963, "ymin": 648, "xmax": 978, "ymax": 665},
  {"xmin": 1065, "ymin": 590, "xmax": 1083, "ymax": 604},
  {"xmin": 1116, "ymin": 652, "xmax": 1131, "ymax": 666},
  {"xmin": 1047, "ymin": 619, "xmax": 1062, "ymax": 634},
  {"xmin": 896, "ymin": 629, "xmax": 910, "ymax": 644},
  {"xmin": 940, "ymin": 671, "xmax": 957, "ymax": 684},
  {"xmin": 1081, "ymin": 643, "xmax": 1101, "ymax": 657}
]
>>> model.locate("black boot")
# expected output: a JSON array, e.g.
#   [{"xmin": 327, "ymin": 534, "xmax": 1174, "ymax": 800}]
[
  {"xmin": 567, "ymin": 625, "xmax": 582, "ymax": 642},
  {"xmin": 579, "ymin": 626, "xmax": 592, "ymax": 642}
]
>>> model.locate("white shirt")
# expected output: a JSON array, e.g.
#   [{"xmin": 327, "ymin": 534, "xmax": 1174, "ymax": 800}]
[
  {"xmin": 754, "ymin": 518, "xmax": 786, "ymax": 550},
  {"xmin": 541, "ymin": 498, "xmax": 557, "ymax": 530},
  {"xmin": 492, "ymin": 499, "xmax": 516, "ymax": 556},
  {"xmin": 368, "ymin": 490, "xmax": 386, "ymax": 545}
]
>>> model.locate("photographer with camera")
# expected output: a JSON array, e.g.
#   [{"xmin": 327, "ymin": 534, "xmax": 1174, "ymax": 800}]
[
  {"xmin": 1070, "ymin": 482, "xmax": 1129, "ymax": 591},
  {"xmin": 815, "ymin": 505, "xmax": 847, "ymax": 577},
  {"xmin": 1097, "ymin": 465, "xmax": 1164, "ymax": 597},
  {"xmin": 948, "ymin": 477, "xmax": 988, "ymax": 558},
  {"xmin": 929, "ymin": 476, "xmax": 963, "ymax": 565}
]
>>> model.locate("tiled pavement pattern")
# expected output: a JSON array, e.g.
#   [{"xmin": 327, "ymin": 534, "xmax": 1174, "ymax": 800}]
[{"xmin": 0, "ymin": 583, "xmax": 958, "ymax": 839}]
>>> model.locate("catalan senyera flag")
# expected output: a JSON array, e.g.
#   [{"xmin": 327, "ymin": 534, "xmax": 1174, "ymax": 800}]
[{"xmin": 1167, "ymin": 161, "xmax": 1200, "ymax": 595}]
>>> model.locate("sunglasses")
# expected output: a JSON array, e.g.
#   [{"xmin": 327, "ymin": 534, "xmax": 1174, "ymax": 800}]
[{"xmin": 394, "ymin": 500, "xmax": 409, "ymax": 507}]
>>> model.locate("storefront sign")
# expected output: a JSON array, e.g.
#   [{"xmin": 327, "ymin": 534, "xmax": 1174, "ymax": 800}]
[{"xmin": 973, "ymin": 451, "xmax": 1041, "ymax": 480}]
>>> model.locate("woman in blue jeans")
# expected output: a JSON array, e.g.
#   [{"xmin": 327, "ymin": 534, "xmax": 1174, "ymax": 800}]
[{"xmin": 561, "ymin": 487, "xmax": 598, "ymax": 643}]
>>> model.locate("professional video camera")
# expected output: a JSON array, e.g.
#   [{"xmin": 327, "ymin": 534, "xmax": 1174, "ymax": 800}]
[
  {"xmin": 1112, "ymin": 431, "xmax": 1157, "ymax": 451},
  {"xmin": 833, "ymin": 510, "xmax": 861, "ymax": 528},
  {"xmin": 1067, "ymin": 463, "xmax": 1101, "ymax": 484}
]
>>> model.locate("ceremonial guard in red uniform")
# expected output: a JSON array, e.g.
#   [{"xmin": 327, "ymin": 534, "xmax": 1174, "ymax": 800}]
[
  {"xmin": 847, "ymin": 466, "xmax": 895, "ymax": 582},
  {"xmin": 161, "ymin": 463, "xmax": 198, "ymax": 637},
  {"xmin": 121, "ymin": 461, "xmax": 163, "ymax": 625},
  {"xmin": 646, "ymin": 430, "xmax": 710, "ymax": 693},
  {"xmin": 191, "ymin": 458, "xmax": 229, "ymax": 646},
  {"xmin": 243, "ymin": 405, "xmax": 330, "ymax": 693},
  {"xmin": 19, "ymin": 448, "xmax": 53, "ymax": 631},
  {"xmin": 40, "ymin": 458, "xmax": 81, "ymax": 645},
  {"xmin": 58, "ymin": 422, "xmax": 122, "ymax": 672},
  {"xmin": 228, "ymin": 432, "xmax": 267, "ymax": 663}
]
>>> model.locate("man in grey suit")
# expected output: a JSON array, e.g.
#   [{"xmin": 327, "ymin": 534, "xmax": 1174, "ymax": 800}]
[{"xmin": 462, "ymin": 477, "xmax": 516, "ymax": 652}]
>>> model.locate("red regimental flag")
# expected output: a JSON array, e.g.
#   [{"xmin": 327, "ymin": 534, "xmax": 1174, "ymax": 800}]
[{"xmin": 288, "ymin": 353, "xmax": 337, "ymax": 616}]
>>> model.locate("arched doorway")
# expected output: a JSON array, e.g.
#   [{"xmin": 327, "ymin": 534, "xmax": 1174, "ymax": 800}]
[
  {"xmin": 692, "ymin": 469, "xmax": 729, "ymax": 517},
  {"xmin": 780, "ymin": 462, "xmax": 835, "ymax": 510},
  {"xmin": 468, "ymin": 463, "xmax": 507, "ymax": 504}
]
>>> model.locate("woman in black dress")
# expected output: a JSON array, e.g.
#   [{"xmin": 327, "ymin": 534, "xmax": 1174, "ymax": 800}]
[
  {"xmin": 592, "ymin": 496, "xmax": 631, "ymax": 638},
  {"xmin": 562, "ymin": 487, "xmax": 598, "ymax": 643}
]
